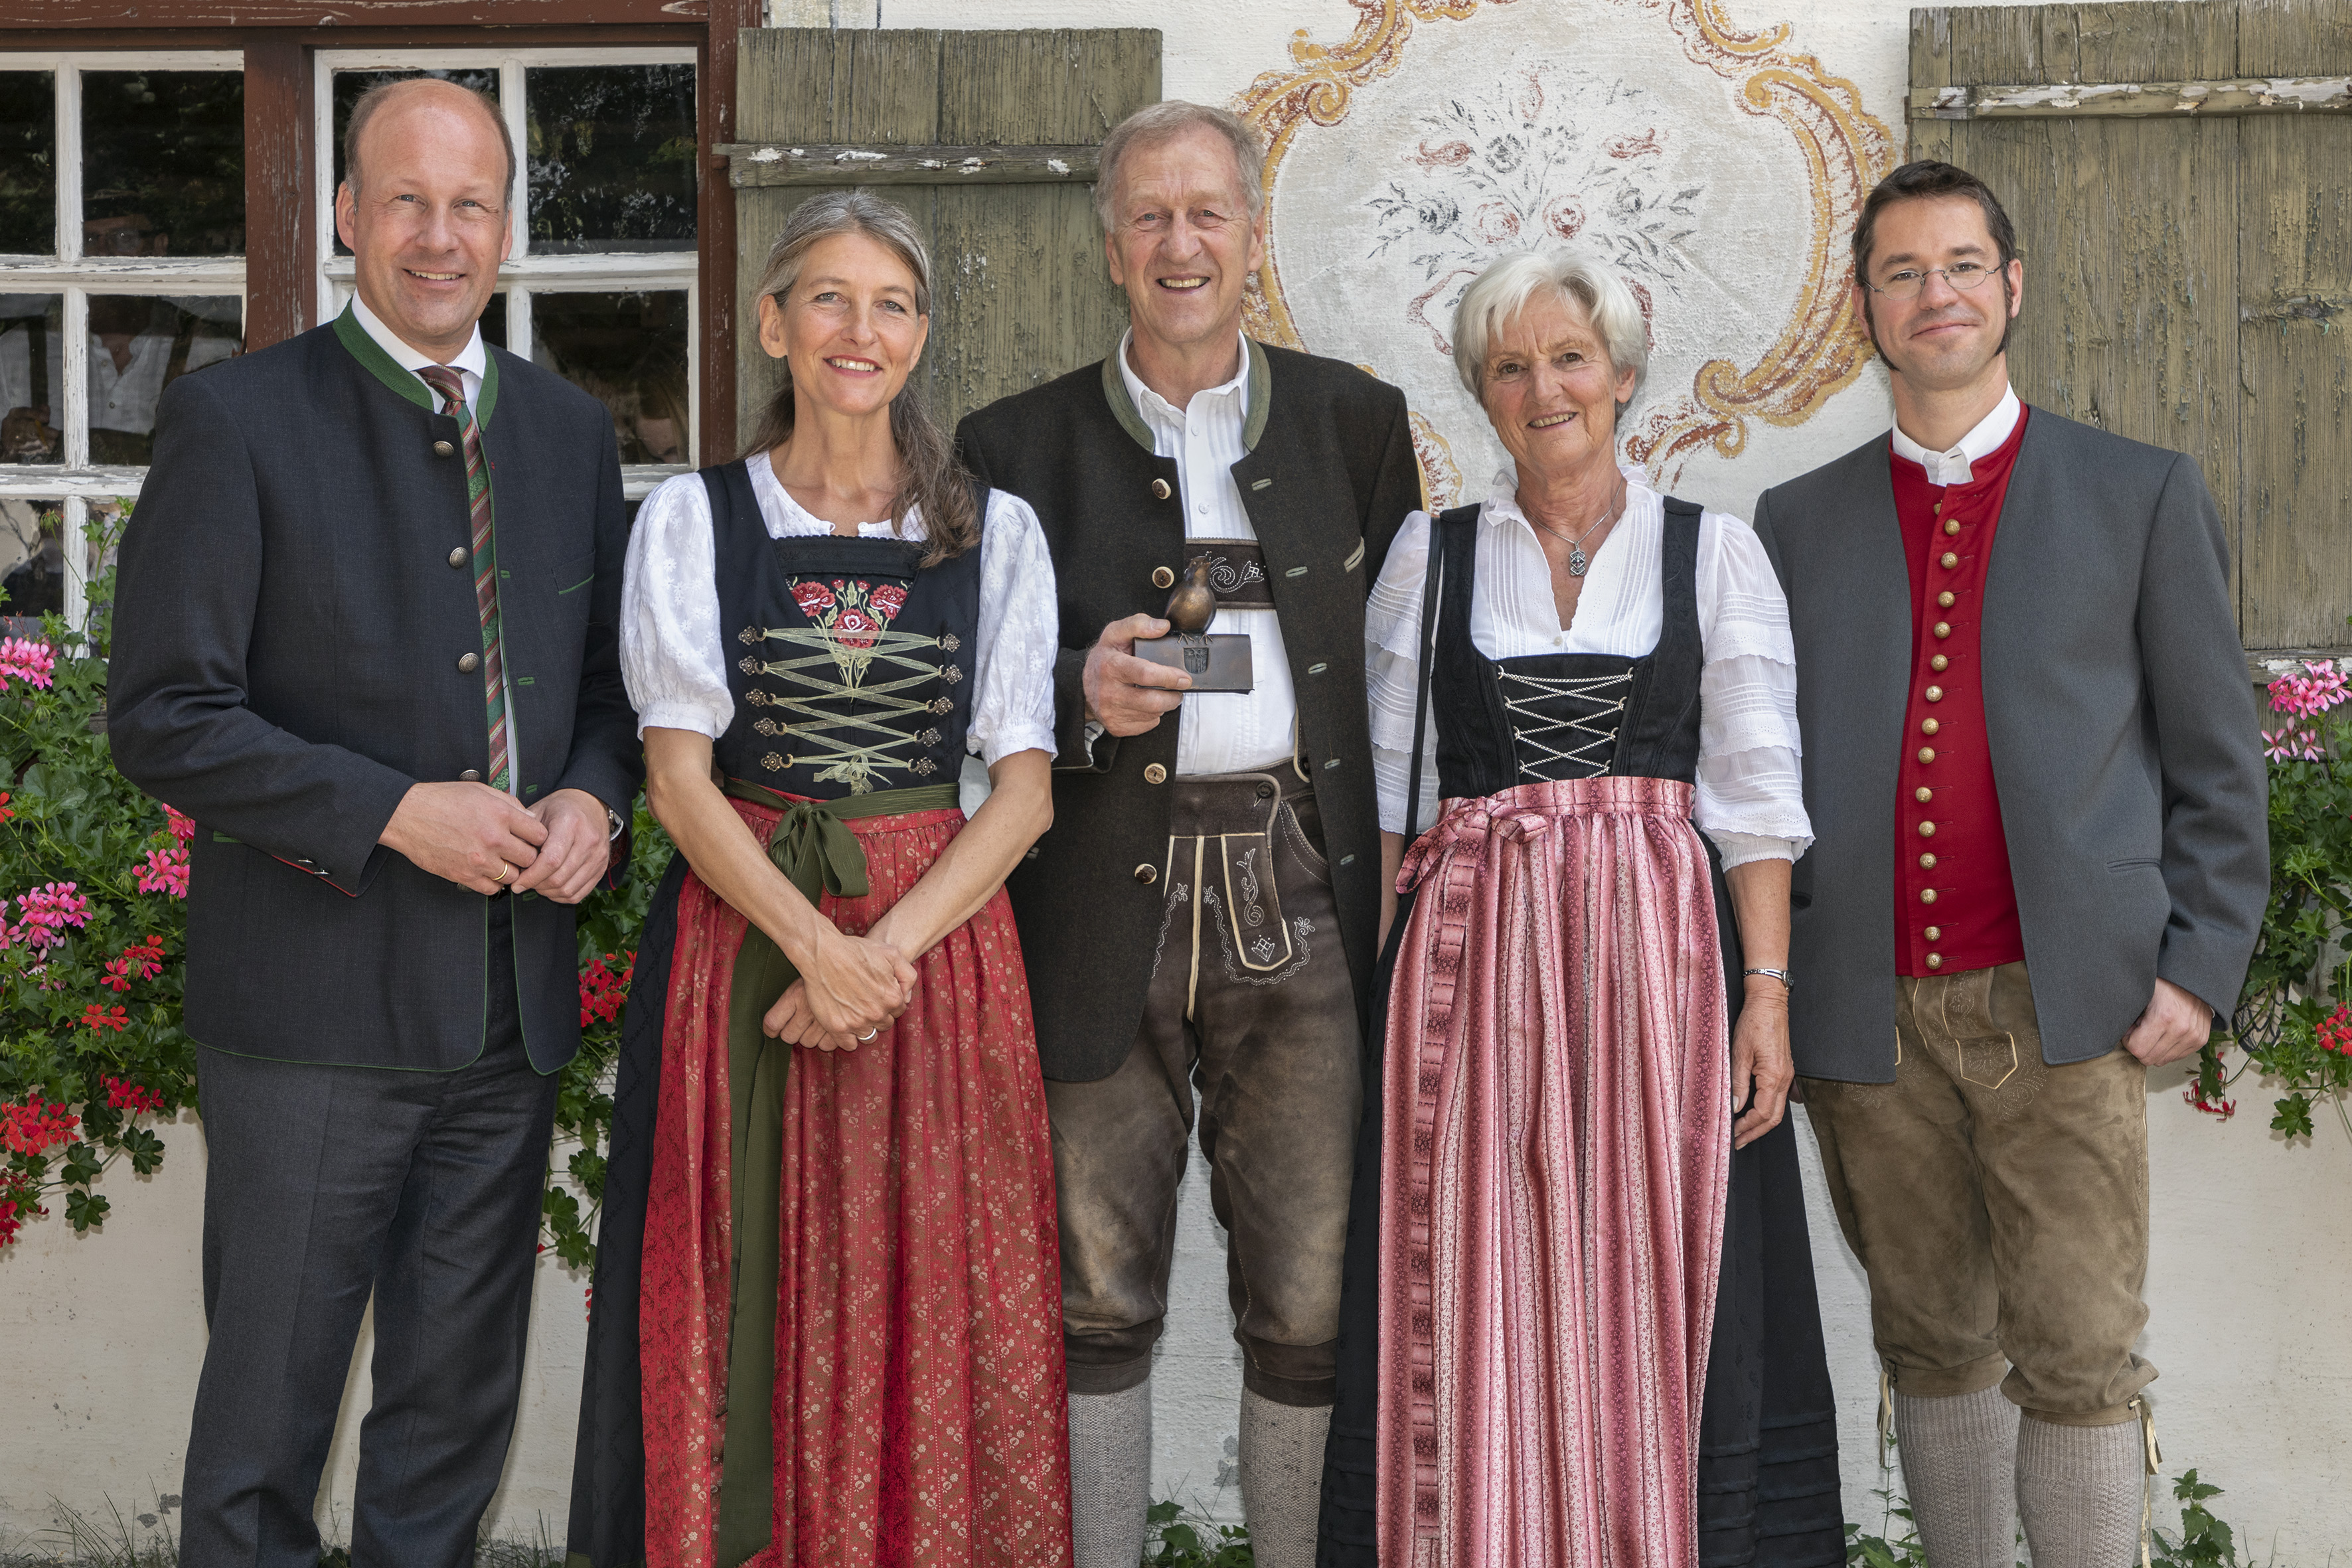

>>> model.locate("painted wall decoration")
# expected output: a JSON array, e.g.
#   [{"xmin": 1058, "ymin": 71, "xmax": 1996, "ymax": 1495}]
[{"xmin": 1236, "ymin": 0, "xmax": 1899, "ymax": 507}]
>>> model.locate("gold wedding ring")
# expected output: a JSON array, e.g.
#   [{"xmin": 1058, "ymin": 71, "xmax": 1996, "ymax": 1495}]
[{"xmin": 493, "ymin": 861, "xmax": 514, "ymax": 884}]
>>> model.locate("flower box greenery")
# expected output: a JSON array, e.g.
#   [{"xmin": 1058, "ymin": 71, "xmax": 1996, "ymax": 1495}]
[
  {"xmin": 2189, "ymin": 647, "xmax": 2352, "ymax": 1144},
  {"xmin": 0, "ymin": 507, "xmax": 655, "ymax": 1269}
]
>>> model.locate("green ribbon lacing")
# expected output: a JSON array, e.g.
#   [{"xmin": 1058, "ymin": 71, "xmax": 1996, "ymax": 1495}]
[{"xmin": 708, "ymin": 775, "xmax": 962, "ymax": 1566}]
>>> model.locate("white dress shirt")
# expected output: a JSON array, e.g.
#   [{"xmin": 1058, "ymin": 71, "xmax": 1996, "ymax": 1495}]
[
  {"xmin": 353, "ymin": 293, "xmax": 487, "ymax": 416},
  {"xmin": 621, "ymin": 451, "xmax": 1059, "ymax": 777},
  {"xmin": 352, "ymin": 294, "xmax": 514, "ymax": 793},
  {"xmin": 1891, "ymin": 385, "xmax": 2021, "ymax": 487},
  {"xmin": 1118, "ymin": 330, "xmax": 1299, "ymax": 777},
  {"xmin": 1365, "ymin": 463, "xmax": 1812, "ymax": 869}
]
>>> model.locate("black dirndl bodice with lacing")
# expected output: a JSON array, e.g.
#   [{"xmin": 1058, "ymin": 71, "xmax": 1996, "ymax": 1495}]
[
  {"xmin": 1427, "ymin": 495, "xmax": 1706, "ymax": 798},
  {"xmin": 702, "ymin": 459, "xmax": 980, "ymax": 800},
  {"xmin": 1316, "ymin": 496, "xmax": 1846, "ymax": 1568}
]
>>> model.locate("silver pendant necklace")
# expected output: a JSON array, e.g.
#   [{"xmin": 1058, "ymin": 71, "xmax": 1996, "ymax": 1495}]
[{"xmin": 1531, "ymin": 481, "xmax": 1625, "ymax": 578}]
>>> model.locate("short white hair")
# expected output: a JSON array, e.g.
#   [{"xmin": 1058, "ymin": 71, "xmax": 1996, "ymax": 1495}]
[
  {"xmin": 1450, "ymin": 248, "xmax": 1650, "ymax": 411},
  {"xmin": 1094, "ymin": 101, "xmax": 1266, "ymax": 232}
]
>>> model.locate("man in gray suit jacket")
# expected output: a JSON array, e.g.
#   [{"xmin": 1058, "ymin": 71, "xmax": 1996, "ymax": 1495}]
[
  {"xmin": 108, "ymin": 81, "xmax": 639, "ymax": 1568},
  {"xmin": 1753, "ymin": 162, "xmax": 2266, "ymax": 1568}
]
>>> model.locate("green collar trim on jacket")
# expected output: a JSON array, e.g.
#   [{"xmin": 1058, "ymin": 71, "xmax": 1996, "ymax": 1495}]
[
  {"xmin": 1100, "ymin": 335, "xmax": 1273, "ymax": 455},
  {"xmin": 332, "ymin": 301, "xmax": 501, "ymax": 428}
]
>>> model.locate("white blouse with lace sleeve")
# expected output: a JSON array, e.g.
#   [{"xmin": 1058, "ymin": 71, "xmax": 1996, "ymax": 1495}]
[
  {"xmin": 1364, "ymin": 463, "xmax": 1810, "ymax": 870},
  {"xmin": 620, "ymin": 450, "xmax": 1059, "ymax": 767}
]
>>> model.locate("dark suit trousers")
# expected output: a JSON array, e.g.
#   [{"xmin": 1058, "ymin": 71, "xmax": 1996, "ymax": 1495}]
[{"xmin": 181, "ymin": 898, "xmax": 558, "ymax": 1568}]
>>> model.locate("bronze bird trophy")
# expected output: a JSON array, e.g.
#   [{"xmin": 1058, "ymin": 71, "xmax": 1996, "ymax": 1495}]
[{"xmin": 1132, "ymin": 552, "xmax": 1254, "ymax": 692}]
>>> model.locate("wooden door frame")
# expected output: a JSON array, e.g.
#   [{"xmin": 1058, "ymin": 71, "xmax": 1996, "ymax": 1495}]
[{"xmin": 0, "ymin": 0, "xmax": 759, "ymax": 464}]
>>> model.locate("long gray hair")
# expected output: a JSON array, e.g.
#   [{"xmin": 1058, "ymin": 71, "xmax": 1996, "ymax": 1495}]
[{"xmin": 740, "ymin": 191, "xmax": 978, "ymax": 565}]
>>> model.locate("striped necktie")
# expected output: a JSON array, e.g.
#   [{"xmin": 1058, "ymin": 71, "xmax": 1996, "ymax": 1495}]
[{"xmin": 416, "ymin": 363, "xmax": 509, "ymax": 793}]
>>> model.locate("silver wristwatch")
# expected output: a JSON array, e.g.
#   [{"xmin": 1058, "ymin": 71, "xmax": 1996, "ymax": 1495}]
[
  {"xmin": 1742, "ymin": 966, "xmax": 1794, "ymax": 991},
  {"xmin": 605, "ymin": 806, "xmax": 626, "ymax": 841}
]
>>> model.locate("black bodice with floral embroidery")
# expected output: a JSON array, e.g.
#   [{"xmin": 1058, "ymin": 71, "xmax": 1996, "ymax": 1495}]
[{"xmin": 702, "ymin": 462, "xmax": 980, "ymax": 799}]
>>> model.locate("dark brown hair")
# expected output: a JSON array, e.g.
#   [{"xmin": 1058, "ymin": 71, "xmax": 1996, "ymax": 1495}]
[
  {"xmin": 1852, "ymin": 159, "xmax": 2017, "ymax": 280},
  {"xmin": 740, "ymin": 191, "xmax": 979, "ymax": 567},
  {"xmin": 1852, "ymin": 159, "xmax": 2019, "ymax": 352},
  {"xmin": 345, "ymin": 77, "xmax": 516, "ymax": 208}
]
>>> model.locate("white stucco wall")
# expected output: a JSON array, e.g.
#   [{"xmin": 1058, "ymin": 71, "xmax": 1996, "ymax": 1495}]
[{"xmin": 9, "ymin": 0, "xmax": 2343, "ymax": 1559}]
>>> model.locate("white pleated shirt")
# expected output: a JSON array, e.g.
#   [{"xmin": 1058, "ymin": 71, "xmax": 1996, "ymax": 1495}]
[
  {"xmin": 1366, "ymin": 463, "xmax": 1812, "ymax": 869},
  {"xmin": 619, "ymin": 451, "xmax": 1059, "ymax": 771},
  {"xmin": 1117, "ymin": 331, "xmax": 1300, "ymax": 776}
]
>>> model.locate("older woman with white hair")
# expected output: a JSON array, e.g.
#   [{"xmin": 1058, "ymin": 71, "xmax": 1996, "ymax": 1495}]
[{"xmin": 1316, "ymin": 250, "xmax": 1844, "ymax": 1568}]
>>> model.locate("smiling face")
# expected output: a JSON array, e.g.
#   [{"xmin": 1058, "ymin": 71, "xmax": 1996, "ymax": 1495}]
[
  {"xmin": 756, "ymin": 229, "xmax": 929, "ymax": 423},
  {"xmin": 1104, "ymin": 123, "xmax": 1266, "ymax": 362},
  {"xmin": 335, "ymin": 83, "xmax": 512, "ymax": 362},
  {"xmin": 1479, "ymin": 290, "xmax": 1636, "ymax": 487},
  {"xmin": 1855, "ymin": 193, "xmax": 2023, "ymax": 395}
]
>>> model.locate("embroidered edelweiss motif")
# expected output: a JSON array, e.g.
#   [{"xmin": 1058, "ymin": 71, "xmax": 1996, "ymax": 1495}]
[
  {"xmin": 754, "ymin": 718, "xmax": 782, "ymax": 736},
  {"xmin": 939, "ymin": 633, "xmax": 961, "ymax": 652},
  {"xmin": 929, "ymin": 696, "xmax": 953, "ymax": 716},
  {"xmin": 911, "ymin": 757, "xmax": 937, "ymax": 777},
  {"xmin": 939, "ymin": 664, "xmax": 963, "ymax": 684},
  {"xmin": 740, "ymin": 656, "xmax": 762, "ymax": 675},
  {"xmin": 761, "ymin": 753, "xmax": 786, "ymax": 771},
  {"xmin": 745, "ymin": 688, "xmax": 770, "ymax": 706},
  {"xmin": 918, "ymin": 728, "xmax": 941, "ymax": 747},
  {"xmin": 738, "ymin": 626, "xmax": 761, "ymax": 645}
]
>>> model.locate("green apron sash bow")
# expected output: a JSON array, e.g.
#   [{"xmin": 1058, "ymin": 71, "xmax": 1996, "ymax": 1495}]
[{"xmin": 710, "ymin": 776, "xmax": 960, "ymax": 1565}]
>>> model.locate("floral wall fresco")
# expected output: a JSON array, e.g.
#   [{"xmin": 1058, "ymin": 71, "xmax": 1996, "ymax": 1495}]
[{"xmin": 1237, "ymin": 0, "xmax": 1899, "ymax": 516}]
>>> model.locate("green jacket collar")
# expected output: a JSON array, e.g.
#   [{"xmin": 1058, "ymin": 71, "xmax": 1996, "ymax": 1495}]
[
  {"xmin": 332, "ymin": 301, "xmax": 501, "ymax": 428},
  {"xmin": 1100, "ymin": 335, "xmax": 1272, "ymax": 456}
]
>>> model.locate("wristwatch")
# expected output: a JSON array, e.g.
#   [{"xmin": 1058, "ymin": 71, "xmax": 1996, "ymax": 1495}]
[
  {"xmin": 1742, "ymin": 966, "xmax": 1794, "ymax": 991},
  {"xmin": 605, "ymin": 805, "xmax": 626, "ymax": 842}
]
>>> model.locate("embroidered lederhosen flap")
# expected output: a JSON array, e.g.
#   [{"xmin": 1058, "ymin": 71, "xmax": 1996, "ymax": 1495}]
[
  {"xmin": 1215, "ymin": 788, "xmax": 1291, "ymax": 973},
  {"xmin": 1186, "ymin": 539, "xmax": 1275, "ymax": 611}
]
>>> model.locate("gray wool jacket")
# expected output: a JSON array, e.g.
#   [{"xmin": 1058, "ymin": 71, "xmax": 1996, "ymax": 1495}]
[{"xmin": 1753, "ymin": 406, "xmax": 2268, "ymax": 1083}]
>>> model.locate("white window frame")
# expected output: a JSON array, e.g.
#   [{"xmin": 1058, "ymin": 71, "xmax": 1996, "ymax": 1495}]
[
  {"xmin": 316, "ymin": 46, "xmax": 700, "ymax": 499},
  {"xmin": 0, "ymin": 49, "xmax": 246, "ymax": 630}
]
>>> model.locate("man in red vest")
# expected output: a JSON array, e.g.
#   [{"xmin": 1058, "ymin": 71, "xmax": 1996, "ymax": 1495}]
[{"xmin": 1755, "ymin": 163, "xmax": 2267, "ymax": 1567}]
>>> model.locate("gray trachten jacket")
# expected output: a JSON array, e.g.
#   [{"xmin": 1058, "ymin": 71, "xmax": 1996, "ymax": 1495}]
[{"xmin": 1753, "ymin": 407, "xmax": 2267, "ymax": 1083}]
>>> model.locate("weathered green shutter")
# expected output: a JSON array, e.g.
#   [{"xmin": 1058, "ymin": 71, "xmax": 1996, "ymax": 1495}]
[
  {"xmin": 729, "ymin": 27, "xmax": 1160, "ymax": 443},
  {"xmin": 1910, "ymin": 0, "xmax": 2351, "ymax": 657}
]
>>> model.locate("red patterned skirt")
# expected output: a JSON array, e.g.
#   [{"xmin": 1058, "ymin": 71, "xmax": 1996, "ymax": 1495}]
[
  {"xmin": 637, "ymin": 798, "xmax": 1073, "ymax": 1567},
  {"xmin": 1377, "ymin": 777, "xmax": 1731, "ymax": 1568}
]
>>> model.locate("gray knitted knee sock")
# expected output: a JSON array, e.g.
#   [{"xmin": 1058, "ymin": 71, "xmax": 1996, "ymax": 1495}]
[
  {"xmin": 1237, "ymin": 1389, "xmax": 1330, "ymax": 1568},
  {"xmin": 1068, "ymin": 1382, "xmax": 1153, "ymax": 1568},
  {"xmin": 2015, "ymin": 1413, "xmax": 2146, "ymax": 1568},
  {"xmin": 1893, "ymin": 1383, "xmax": 2020, "ymax": 1568}
]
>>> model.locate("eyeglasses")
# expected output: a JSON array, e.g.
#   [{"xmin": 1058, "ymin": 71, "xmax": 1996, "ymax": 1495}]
[{"xmin": 1863, "ymin": 262, "xmax": 2002, "ymax": 300}]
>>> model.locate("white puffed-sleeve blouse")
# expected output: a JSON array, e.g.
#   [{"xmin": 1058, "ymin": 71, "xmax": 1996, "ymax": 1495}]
[
  {"xmin": 1366, "ymin": 462, "xmax": 1811, "ymax": 870},
  {"xmin": 620, "ymin": 450, "xmax": 1060, "ymax": 769}
]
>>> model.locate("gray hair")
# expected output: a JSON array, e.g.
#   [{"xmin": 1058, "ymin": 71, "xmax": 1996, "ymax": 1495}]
[
  {"xmin": 1093, "ymin": 101, "xmax": 1267, "ymax": 232},
  {"xmin": 742, "ymin": 189, "xmax": 978, "ymax": 566},
  {"xmin": 1450, "ymin": 248, "xmax": 1650, "ymax": 412}
]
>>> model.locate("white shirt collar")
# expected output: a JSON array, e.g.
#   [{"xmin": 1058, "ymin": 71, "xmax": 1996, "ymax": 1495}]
[
  {"xmin": 1891, "ymin": 386, "xmax": 2020, "ymax": 487},
  {"xmin": 1118, "ymin": 328, "xmax": 1251, "ymax": 433},
  {"xmin": 1481, "ymin": 459, "xmax": 1655, "ymax": 530},
  {"xmin": 351, "ymin": 291, "xmax": 489, "ymax": 386}
]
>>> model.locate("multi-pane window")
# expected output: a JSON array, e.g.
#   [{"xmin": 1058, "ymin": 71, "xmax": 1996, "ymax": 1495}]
[
  {"xmin": 0, "ymin": 52, "xmax": 246, "ymax": 632},
  {"xmin": 0, "ymin": 46, "xmax": 699, "ymax": 642},
  {"xmin": 315, "ymin": 50, "xmax": 698, "ymax": 486}
]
